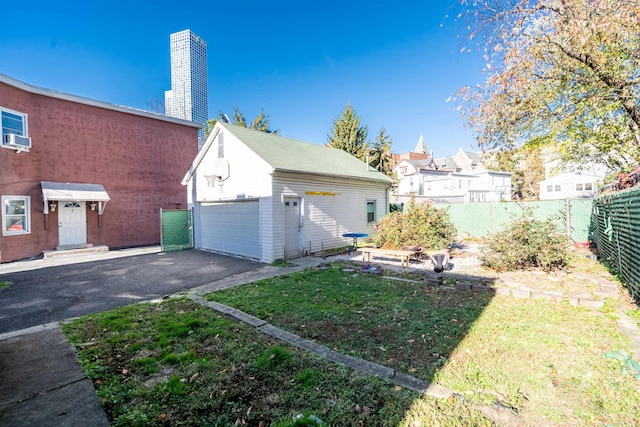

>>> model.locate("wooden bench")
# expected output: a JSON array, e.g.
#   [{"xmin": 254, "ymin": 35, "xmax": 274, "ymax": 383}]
[{"xmin": 359, "ymin": 247, "xmax": 420, "ymax": 268}]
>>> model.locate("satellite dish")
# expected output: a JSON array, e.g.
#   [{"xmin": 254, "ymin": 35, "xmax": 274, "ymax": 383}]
[{"xmin": 213, "ymin": 158, "xmax": 230, "ymax": 181}]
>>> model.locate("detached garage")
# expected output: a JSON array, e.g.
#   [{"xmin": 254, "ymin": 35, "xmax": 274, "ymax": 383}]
[{"xmin": 182, "ymin": 122, "xmax": 394, "ymax": 263}]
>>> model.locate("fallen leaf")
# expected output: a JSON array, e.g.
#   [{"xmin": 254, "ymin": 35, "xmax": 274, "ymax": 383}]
[
  {"xmin": 156, "ymin": 414, "xmax": 167, "ymax": 421},
  {"xmin": 394, "ymin": 386, "xmax": 402, "ymax": 391},
  {"xmin": 407, "ymin": 339, "xmax": 415, "ymax": 343},
  {"xmin": 380, "ymin": 346, "xmax": 386, "ymax": 352},
  {"xmin": 189, "ymin": 372, "xmax": 199, "ymax": 383},
  {"xmin": 409, "ymin": 368, "xmax": 417, "ymax": 373}
]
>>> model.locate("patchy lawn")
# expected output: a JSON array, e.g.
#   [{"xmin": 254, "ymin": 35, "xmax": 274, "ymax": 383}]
[
  {"xmin": 62, "ymin": 298, "xmax": 417, "ymax": 426},
  {"xmin": 64, "ymin": 262, "xmax": 640, "ymax": 426},
  {"xmin": 206, "ymin": 264, "xmax": 640, "ymax": 426}
]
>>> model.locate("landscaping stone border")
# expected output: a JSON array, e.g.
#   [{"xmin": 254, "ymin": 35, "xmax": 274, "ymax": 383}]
[{"xmin": 382, "ymin": 275, "xmax": 612, "ymax": 309}]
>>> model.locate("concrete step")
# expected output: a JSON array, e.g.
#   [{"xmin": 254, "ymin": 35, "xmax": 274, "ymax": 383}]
[{"xmin": 43, "ymin": 245, "xmax": 109, "ymax": 259}]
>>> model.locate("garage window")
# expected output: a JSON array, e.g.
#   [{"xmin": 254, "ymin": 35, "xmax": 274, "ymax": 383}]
[
  {"xmin": 2, "ymin": 195, "xmax": 30, "ymax": 235},
  {"xmin": 366, "ymin": 201, "xmax": 376, "ymax": 223}
]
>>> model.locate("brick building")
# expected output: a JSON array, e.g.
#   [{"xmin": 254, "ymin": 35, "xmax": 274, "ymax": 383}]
[{"xmin": 0, "ymin": 74, "xmax": 200, "ymax": 263}]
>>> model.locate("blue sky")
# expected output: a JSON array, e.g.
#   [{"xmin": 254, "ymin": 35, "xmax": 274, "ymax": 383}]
[{"xmin": 0, "ymin": 0, "xmax": 486, "ymax": 157}]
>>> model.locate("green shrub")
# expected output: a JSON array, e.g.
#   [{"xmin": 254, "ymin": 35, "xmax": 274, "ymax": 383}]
[
  {"xmin": 480, "ymin": 213, "xmax": 569, "ymax": 272},
  {"xmin": 372, "ymin": 199, "xmax": 456, "ymax": 250}
]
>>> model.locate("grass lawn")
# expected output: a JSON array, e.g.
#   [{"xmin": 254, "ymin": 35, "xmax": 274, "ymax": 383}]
[{"xmin": 63, "ymin": 263, "xmax": 640, "ymax": 426}]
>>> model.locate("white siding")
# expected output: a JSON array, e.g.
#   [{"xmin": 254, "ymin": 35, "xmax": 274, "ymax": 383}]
[
  {"xmin": 539, "ymin": 173, "xmax": 600, "ymax": 200},
  {"xmin": 192, "ymin": 130, "xmax": 273, "ymax": 203},
  {"xmin": 260, "ymin": 196, "xmax": 274, "ymax": 263},
  {"xmin": 187, "ymin": 126, "xmax": 392, "ymax": 264},
  {"xmin": 272, "ymin": 173, "xmax": 389, "ymax": 257}
]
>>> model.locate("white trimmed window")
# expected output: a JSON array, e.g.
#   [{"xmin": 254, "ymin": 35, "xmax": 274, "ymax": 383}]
[
  {"xmin": 2, "ymin": 195, "xmax": 30, "ymax": 235},
  {"xmin": 1, "ymin": 107, "xmax": 28, "ymax": 140},
  {"xmin": 366, "ymin": 201, "xmax": 376, "ymax": 223}
]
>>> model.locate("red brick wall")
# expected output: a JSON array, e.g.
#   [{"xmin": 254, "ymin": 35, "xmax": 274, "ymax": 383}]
[{"xmin": 0, "ymin": 81, "xmax": 199, "ymax": 262}]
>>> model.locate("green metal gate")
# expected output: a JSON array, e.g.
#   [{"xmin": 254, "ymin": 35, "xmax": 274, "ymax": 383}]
[{"xmin": 160, "ymin": 209, "xmax": 193, "ymax": 252}]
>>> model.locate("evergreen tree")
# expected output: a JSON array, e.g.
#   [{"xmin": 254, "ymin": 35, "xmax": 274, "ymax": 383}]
[
  {"xmin": 369, "ymin": 126, "xmax": 395, "ymax": 177},
  {"xmin": 205, "ymin": 107, "xmax": 279, "ymax": 137},
  {"xmin": 326, "ymin": 103, "xmax": 369, "ymax": 161}
]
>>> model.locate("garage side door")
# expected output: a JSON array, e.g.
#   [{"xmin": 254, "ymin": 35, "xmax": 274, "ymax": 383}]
[{"xmin": 199, "ymin": 201, "xmax": 260, "ymax": 259}]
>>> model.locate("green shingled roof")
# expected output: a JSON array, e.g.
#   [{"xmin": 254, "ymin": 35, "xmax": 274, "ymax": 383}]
[{"xmin": 220, "ymin": 122, "xmax": 394, "ymax": 183}]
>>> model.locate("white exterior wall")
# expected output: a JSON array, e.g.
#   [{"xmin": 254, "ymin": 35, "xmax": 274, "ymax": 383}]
[
  {"xmin": 259, "ymin": 196, "xmax": 275, "ymax": 263},
  {"xmin": 271, "ymin": 173, "xmax": 389, "ymax": 261},
  {"xmin": 539, "ymin": 173, "xmax": 600, "ymax": 200},
  {"xmin": 394, "ymin": 160, "xmax": 419, "ymax": 195},
  {"xmin": 188, "ymin": 129, "xmax": 275, "ymax": 262},
  {"xmin": 187, "ymin": 127, "xmax": 392, "ymax": 264},
  {"xmin": 192, "ymin": 131, "xmax": 273, "ymax": 203}
]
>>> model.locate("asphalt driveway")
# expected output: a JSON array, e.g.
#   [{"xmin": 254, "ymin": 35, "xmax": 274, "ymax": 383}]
[{"xmin": 0, "ymin": 248, "xmax": 261, "ymax": 334}]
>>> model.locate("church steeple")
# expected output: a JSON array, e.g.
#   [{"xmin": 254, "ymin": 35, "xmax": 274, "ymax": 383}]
[{"xmin": 413, "ymin": 133, "xmax": 429, "ymax": 154}]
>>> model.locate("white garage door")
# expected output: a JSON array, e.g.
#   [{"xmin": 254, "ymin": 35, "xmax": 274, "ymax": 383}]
[{"xmin": 199, "ymin": 201, "xmax": 260, "ymax": 259}]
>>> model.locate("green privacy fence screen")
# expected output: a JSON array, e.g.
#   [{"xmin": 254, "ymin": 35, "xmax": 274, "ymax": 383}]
[
  {"xmin": 591, "ymin": 188, "xmax": 640, "ymax": 301},
  {"xmin": 436, "ymin": 199, "xmax": 594, "ymax": 243},
  {"xmin": 160, "ymin": 209, "xmax": 193, "ymax": 252}
]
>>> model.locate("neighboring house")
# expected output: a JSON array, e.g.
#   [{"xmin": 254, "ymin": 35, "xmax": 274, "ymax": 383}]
[
  {"xmin": 392, "ymin": 138, "xmax": 512, "ymax": 204},
  {"xmin": 0, "ymin": 73, "xmax": 200, "ymax": 263},
  {"xmin": 538, "ymin": 155, "xmax": 610, "ymax": 200},
  {"xmin": 182, "ymin": 122, "xmax": 394, "ymax": 263},
  {"xmin": 539, "ymin": 172, "xmax": 601, "ymax": 200}
]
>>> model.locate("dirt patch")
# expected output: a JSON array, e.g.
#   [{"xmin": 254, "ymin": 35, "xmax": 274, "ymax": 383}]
[{"xmin": 328, "ymin": 241, "xmax": 622, "ymax": 302}]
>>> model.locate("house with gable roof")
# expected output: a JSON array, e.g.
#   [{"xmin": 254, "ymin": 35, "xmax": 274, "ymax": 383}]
[
  {"xmin": 392, "ymin": 135, "xmax": 512, "ymax": 204},
  {"xmin": 182, "ymin": 122, "xmax": 394, "ymax": 263}
]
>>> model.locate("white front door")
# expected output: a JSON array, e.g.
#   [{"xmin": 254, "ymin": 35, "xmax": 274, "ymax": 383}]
[
  {"xmin": 284, "ymin": 197, "xmax": 302, "ymax": 259},
  {"xmin": 58, "ymin": 201, "xmax": 87, "ymax": 246}
]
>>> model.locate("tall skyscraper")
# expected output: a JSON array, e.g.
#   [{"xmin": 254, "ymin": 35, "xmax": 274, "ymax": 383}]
[{"xmin": 165, "ymin": 29, "xmax": 208, "ymax": 146}]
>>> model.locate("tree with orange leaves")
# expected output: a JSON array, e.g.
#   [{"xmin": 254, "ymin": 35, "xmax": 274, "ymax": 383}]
[{"xmin": 455, "ymin": 0, "xmax": 640, "ymax": 171}]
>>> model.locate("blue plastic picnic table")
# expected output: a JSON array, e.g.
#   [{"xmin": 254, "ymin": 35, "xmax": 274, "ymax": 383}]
[{"xmin": 343, "ymin": 233, "xmax": 368, "ymax": 248}]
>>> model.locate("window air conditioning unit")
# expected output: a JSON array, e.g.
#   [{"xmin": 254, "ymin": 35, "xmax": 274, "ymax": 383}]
[{"xmin": 3, "ymin": 133, "xmax": 31, "ymax": 152}]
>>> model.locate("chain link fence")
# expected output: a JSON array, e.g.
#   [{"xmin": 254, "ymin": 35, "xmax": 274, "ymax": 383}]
[
  {"xmin": 436, "ymin": 199, "xmax": 593, "ymax": 243},
  {"xmin": 591, "ymin": 188, "xmax": 640, "ymax": 301}
]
